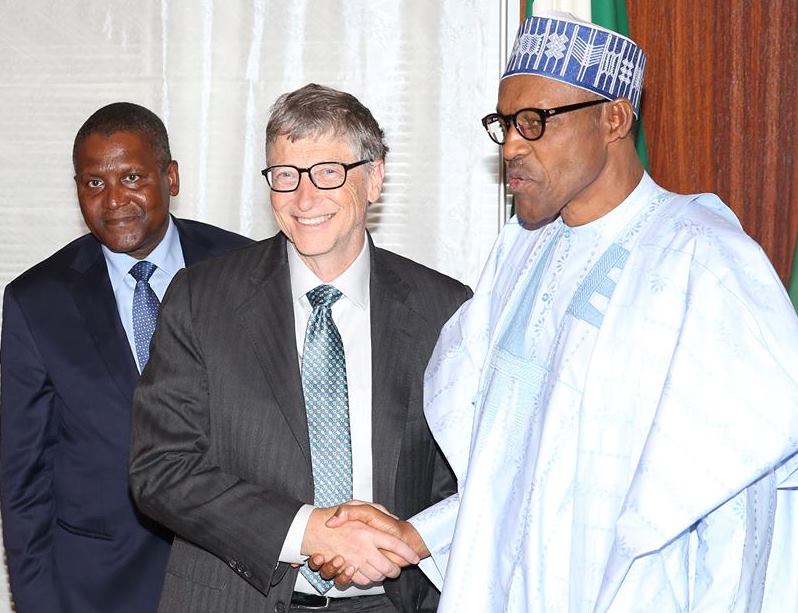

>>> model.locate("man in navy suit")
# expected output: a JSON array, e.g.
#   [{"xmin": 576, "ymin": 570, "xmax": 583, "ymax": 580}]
[{"xmin": 0, "ymin": 102, "xmax": 251, "ymax": 613}]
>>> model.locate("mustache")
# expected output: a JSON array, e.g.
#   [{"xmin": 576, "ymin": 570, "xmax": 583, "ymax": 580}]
[{"xmin": 505, "ymin": 160, "xmax": 532, "ymax": 181}]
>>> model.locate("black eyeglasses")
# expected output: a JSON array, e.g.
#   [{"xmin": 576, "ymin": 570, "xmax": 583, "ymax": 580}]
[
  {"xmin": 261, "ymin": 159, "xmax": 372, "ymax": 192},
  {"xmin": 481, "ymin": 99, "xmax": 608, "ymax": 144}
]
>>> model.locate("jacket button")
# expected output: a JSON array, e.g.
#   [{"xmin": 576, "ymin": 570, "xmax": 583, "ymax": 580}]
[{"xmin": 274, "ymin": 602, "xmax": 286, "ymax": 613}]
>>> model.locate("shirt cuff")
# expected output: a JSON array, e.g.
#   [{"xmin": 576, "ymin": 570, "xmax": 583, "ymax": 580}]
[{"xmin": 278, "ymin": 504, "xmax": 315, "ymax": 564}]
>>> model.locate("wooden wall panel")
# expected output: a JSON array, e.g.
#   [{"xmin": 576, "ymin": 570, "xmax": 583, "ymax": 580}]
[{"xmin": 628, "ymin": 2, "xmax": 798, "ymax": 283}]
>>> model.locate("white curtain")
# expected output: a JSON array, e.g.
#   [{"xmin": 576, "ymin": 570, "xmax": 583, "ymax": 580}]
[
  {"xmin": 0, "ymin": 1, "xmax": 509, "ymax": 610},
  {"xmin": 0, "ymin": 1, "xmax": 505, "ymax": 287},
  {"xmin": 531, "ymin": 0, "xmax": 592, "ymax": 19}
]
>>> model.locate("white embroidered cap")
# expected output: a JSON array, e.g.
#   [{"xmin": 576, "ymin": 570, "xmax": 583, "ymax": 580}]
[{"xmin": 503, "ymin": 11, "xmax": 647, "ymax": 117}]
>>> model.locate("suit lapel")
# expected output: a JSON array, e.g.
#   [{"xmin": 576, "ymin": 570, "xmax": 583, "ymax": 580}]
[
  {"xmin": 69, "ymin": 239, "xmax": 139, "ymax": 403},
  {"xmin": 236, "ymin": 235, "xmax": 311, "ymax": 466},
  {"xmin": 369, "ymin": 245, "xmax": 423, "ymax": 509},
  {"xmin": 69, "ymin": 219, "xmax": 207, "ymax": 404}
]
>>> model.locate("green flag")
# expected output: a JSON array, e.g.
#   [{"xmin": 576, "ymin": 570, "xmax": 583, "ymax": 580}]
[
  {"xmin": 789, "ymin": 239, "xmax": 798, "ymax": 310},
  {"xmin": 525, "ymin": 1, "xmax": 649, "ymax": 169}
]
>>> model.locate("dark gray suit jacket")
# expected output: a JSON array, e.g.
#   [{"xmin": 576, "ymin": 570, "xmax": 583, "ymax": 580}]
[{"xmin": 129, "ymin": 233, "xmax": 471, "ymax": 613}]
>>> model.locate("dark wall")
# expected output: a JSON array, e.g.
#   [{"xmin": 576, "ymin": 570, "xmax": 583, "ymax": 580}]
[{"xmin": 628, "ymin": 2, "xmax": 798, "ymax": 283}]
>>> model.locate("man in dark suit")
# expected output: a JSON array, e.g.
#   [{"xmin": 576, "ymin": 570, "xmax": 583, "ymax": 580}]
[
  {"xmin": 0, "ymin": 102, "xmax": 250, "ymax": 613},
  {"xmin": 129, "ymin": 83, "xmax": 471, "ymax": 613}
]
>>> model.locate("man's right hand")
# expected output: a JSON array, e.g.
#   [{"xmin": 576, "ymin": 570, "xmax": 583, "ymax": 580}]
[{"xmin": 301, "ymin": 505, "xmax": 420, "ymax": 586}]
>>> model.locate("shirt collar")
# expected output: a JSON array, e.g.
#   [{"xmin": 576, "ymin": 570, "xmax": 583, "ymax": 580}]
[
  {"xmin": 102, "ymin": 216, "xmax": 183, "ymax": 290},
  {"xmin": 287, "ymin": 236, "xmax": 370, "ymax": 310}
]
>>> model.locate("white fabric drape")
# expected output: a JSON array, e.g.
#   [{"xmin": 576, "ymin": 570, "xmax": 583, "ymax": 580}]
[
  {"xmin": 0, "ymin": 1, "xmax": 503, "ymax": 288},
  {"xmin": 0, "ymin": 1, "xmax": 506, "ymax": 610},
  {"xmin": 531, "ymin": 0, "xmax": 592, "ymax": 20}
]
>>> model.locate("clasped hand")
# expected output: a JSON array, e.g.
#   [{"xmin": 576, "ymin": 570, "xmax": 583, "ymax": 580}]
[{"xmin": 301, "ymin": 501, "xmax": 428, "ymax": 588}]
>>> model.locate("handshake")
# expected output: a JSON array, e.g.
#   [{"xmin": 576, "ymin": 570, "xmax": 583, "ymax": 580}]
[{"xmin": 300, "ymin": 501, "xmax": 430, "ymax": 588}]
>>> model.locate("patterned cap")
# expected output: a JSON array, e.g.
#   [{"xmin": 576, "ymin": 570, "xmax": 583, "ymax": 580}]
[{"xmin": 503, "ymin": 11, "xmax": 646, "ymax": 117}]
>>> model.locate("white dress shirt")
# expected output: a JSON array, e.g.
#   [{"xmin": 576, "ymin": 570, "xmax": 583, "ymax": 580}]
[
  {"xmin": 101, "ymin": 217, "xmax": 185, "ymax": 372},
  {"xmin": 279, "ymin": 237, "xmax": 385, "ymax": 597}
]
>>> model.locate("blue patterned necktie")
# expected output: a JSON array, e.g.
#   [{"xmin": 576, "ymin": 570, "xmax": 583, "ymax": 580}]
[
  {"xmin": 129, "ymin": 260, "xmax": 160, "ymax": 370},
  {"xmin": 299, "ymin": 284, "xmax": 353, "ymax": 594}
]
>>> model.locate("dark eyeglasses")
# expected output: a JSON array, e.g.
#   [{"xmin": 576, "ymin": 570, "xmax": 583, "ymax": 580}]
[
  {"xmin": 481, "ymin": 99, "xmax": 608, "ymax": 144},
  {"xmin": 261, "ymin": 159, "xmax": 372, "ymax": 192}
]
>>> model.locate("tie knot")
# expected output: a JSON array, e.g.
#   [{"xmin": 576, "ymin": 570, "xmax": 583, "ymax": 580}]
[
  {"xmin": 307, "ymin": 284, "xmax": 342, "ymax": 309},
  {"xmin": 129, "ymin": 260, "xmax": 157, "ymax": 283}
]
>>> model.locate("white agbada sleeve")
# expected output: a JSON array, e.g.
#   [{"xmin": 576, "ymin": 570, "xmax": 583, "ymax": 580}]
[
  {"xmin": 408, "ymin": 493, "xmax": 460, "ymax": 590},
  {"xmin": 588, "ymin": 195, "xmax": 798, "ymax": 612},
  {"xmin": 761, "ymin": 456, "xmax": 798, "ymax": 612},
  {"xmin": 411, "ymin": 221, "xmax": 530, "ymax": 589}
]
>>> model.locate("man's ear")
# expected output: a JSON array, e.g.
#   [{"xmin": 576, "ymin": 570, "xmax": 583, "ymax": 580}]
[
  {"xmin": 605, "ymin": 98, "xmax": 636, "ymax": 142},
  {"xmin": 366, "ymin": 159, "xmax": 385, "ymax": 204},
  {"xmin": 166, "ymin": 160, "xmax": 180, "ymax": 197}
]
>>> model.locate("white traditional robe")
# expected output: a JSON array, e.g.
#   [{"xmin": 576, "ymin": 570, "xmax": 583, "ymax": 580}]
[{"xmin": 411, "ymin": 174, "xmax": 798, "ymax": 612}]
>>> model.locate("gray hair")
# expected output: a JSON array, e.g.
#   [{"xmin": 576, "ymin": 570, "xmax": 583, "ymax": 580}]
[{"xmin": 266, "ymin": 83, "xmax": 388, "ymax": 162}]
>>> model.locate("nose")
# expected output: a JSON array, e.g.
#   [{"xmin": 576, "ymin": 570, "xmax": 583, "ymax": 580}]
[
  {"xmin": 104, "ymin": 182, "xmax": 126, "ymax": 209},
  {"xmin": 294, "ymin": 173, "xmax": 323, "ymax": 211},
  {"xmin": 501, "ymin": 124, "xmax": 532, "ymax": 164}
]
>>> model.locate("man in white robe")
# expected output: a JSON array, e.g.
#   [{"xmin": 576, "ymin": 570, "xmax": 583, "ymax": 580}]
[{"xmin": 316, "ymin": 11, "xmax": 798, "ymax": 612}]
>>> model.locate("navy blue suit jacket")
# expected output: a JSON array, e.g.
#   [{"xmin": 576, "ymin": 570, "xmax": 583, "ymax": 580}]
[{"xmin": 0, "ymin": 218, "xmax": 251, "ymax": 613}]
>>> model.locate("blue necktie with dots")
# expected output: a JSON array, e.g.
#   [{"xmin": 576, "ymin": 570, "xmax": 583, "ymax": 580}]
[
  {"xmin": 299, "ymin": 284, "xmax": 353, "ymax": 594},
  {"xmin": 129, "ymin": 260, "xmax": 160, "ymax": 370}
]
